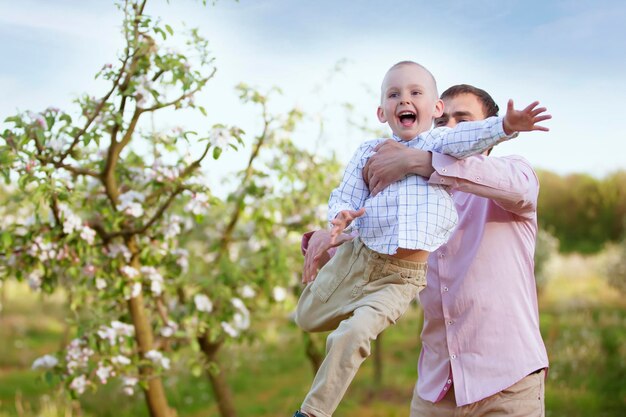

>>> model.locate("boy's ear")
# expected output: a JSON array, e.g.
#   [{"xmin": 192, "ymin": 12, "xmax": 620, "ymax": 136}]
[
  {"xmin": 377, "ymin": 106, "xmax": 387, "ymax": 123},
  {"xmin": 433, "ymin": 99, "xmax": 444, "ymax": 118}
]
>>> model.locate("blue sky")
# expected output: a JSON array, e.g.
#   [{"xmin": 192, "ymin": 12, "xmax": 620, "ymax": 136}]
[{"xmin": 1, "ymin": 0, "xmax": 625, "ymax": 185}]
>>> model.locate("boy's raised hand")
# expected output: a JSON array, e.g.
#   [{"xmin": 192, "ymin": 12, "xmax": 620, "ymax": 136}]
[
  {"xmin": 330, "ymin": 208, "xmax": 365, "ymax": 244},
  {"xmin": 503, "ymin": 100, "xmax": 551, "ymax": 135}
]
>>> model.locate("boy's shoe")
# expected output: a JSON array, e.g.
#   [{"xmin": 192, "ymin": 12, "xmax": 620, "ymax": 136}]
[{"xmin": 292, "ymin": 411, "xmax": 309, "ymax": 417}]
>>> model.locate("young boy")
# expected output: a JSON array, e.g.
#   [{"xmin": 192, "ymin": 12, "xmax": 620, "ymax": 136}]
[{"xmin": 292, "ymin": 61, "xmax": 550, "ymax": 417}]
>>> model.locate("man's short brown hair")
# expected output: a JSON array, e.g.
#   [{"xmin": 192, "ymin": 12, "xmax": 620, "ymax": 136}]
[{"xmin": 440, "ymin": 84, "xmax": 499, "ymax": 118}]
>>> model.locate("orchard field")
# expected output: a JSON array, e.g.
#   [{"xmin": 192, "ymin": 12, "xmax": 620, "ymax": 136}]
[{"xmin": 1, "ymin": 253, "xmax": 625, "ymax": 416}]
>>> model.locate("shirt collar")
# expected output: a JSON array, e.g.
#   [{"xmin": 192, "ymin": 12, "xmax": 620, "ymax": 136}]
[{"xmin": 392, "ymin": 133, "xmax": 422, "ymax": 145}]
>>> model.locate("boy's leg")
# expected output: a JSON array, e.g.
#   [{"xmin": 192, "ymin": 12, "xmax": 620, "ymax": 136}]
[
  {"xmin": 300, "ymin": 254, "xmax": 427, "ymax": 417},
  {"xmin": 295, "ymin": 238, "xmax": 367, "ymax": 333},
  {"xmin": 300, "ymin": 305, "xmax": 393, "ymax": 417}
]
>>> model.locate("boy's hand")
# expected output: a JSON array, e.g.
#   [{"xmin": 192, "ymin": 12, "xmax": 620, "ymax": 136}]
[
  {"xmin": 302, "ymin": 230, "xmax": 354, "ymax": 283},
  {"xmin": 330, "ymin": 208, "xmax": 365, "ymax": 244},
  {"xmin": 503, "ymin": 100, "xmax": 552, "ymax": 135}
]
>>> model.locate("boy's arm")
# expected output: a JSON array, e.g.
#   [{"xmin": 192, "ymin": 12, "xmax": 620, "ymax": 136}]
[
  {"xmin": 327, "ymin": 142, "xmax": 372, "ymax": 228},
  {"xmin": 428, "ymin": 116, "xmax": 512, "ymax": 158},
  {"xmin": 430, "ymin": 153, "xmax": 539, "ymax": 218},
  {"xmin": 430, "ymin": 100, "xmax": 550, "ymax": 158}
]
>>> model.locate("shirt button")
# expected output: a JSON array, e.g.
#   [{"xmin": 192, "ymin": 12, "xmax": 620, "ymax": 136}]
[
  {"xmin": 451, "ymin": 354, "xmax": 457, "ymax": 359},
  {"xmin": 442, "ymin": 286, "xmax": 449, "ymax": 292},
  {"xmin": 442, "ymin": 168, "xmax": 447, "ymax": 173},
  {"xmin": 475, "ymin": 176, "xmax": 481, "ymax": 181},
  {"xmin": 447, "ymin": 379, "xmax": 452, "ymax": 384},
  {"xmin": 443, "ymin": 386, "xmax": 448, "ymax": 390},
  {"xmin": 447, "ymin": 320, "xmax": 454, "ymax": 325},
  {"xmin": 439, "ymin": 253, "xmax": 444, "ymax": 258},
  {"xmin": 440, "ymin": 179, "xmax": 445, "ymax": 183}
]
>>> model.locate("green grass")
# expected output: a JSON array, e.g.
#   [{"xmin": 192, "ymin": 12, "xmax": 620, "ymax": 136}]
[{"xmin": 1, "ymin": 253, "xmax": 626, "ymax": 416}]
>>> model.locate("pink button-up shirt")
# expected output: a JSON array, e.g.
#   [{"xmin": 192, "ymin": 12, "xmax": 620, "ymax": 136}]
[{"xmin": 417, "ymin": 152, "xmax": 549, "ymax": 406}]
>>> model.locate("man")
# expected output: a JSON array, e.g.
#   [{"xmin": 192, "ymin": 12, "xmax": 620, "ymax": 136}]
[{"xmin": 303, "ymin": 84, "xmax": 549, "ymax": 416}]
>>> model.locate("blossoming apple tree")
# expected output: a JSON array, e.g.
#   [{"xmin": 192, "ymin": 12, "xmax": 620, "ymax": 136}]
[
  {"xmin": 0, "ymin": 1, "xmax": 244, "ymax": 416},
  {"xmin": 0, "ymin": 1, "xmax": 343, "ymax": 416}
]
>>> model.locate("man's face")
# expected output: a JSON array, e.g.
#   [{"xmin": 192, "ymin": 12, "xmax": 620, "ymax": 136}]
[
  {"xmin": 377, "ymin": 64, "xmax": 443, "ymax": 141},
  {"xmin": 435, "ymin": 92, "xmax": 487, "ymax": 128}
]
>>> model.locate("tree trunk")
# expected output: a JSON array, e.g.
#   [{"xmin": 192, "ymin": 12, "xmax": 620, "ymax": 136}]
[
  {"xmin": 126, "ymin": 237, "xmax": 175, "ymax": 417},
  {"xmin": 198, "ymin": 335, "xmax": 238, "ymax": 417},
  {"xmin": 302, "ymin": 332, "xmax": 323, "ymax": 374},
  {"xmin": 373, "ymin": 332, "xmax": 383, "ymax": 386}
]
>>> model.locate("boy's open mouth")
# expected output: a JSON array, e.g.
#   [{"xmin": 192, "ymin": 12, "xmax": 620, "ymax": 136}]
[{"xmin": 398, "ymin": 111, "xmax": 416, "ymax": 127}]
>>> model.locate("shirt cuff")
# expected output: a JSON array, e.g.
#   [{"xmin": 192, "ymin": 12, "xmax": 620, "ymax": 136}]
[{"xmin": 429, "ymin": 153, "xmax": 459, "ymax": 186}]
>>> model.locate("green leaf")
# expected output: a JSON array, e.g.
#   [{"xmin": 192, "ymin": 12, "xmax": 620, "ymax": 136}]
[
  {"xmin": 212, "ymin": 147, "xmax": 222, "ymax": 159},
  {"xmin": 1, "ymin": 231, "xmax": 11, "ymax": 249},
  {"xmin": 154, "ymin": 27, "xmax": 167, "ymax": 40},
  {"xmin": 198, "ymin": 106, "xmax": 207, "ymax": 117},
  {"xmin": 165, "ymin": 24, "xmax": 174, "ymax": 36},
  {"xmin": 4, "ymin": 116, "xmax": 22, "ymax": 125}
]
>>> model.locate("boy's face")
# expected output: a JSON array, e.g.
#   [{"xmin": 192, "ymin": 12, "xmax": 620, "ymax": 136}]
[{"xmin": 377, "ymin": 64, "xmax": 443, "ymax": 141}]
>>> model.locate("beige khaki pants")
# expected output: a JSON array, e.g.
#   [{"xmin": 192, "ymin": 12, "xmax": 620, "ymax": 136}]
[
  {"xmin": 410, "ymin": 370, "xmax": 546, "ymax": 417},
  {"xmin": 295, "ymin": 238, "xmax": 427, "ymax": 417}
]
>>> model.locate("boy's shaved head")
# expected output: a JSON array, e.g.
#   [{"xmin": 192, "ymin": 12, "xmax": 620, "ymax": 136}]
[{"xmin": 381, "ymin": 61, "xmax": 439, "ymax": 100}]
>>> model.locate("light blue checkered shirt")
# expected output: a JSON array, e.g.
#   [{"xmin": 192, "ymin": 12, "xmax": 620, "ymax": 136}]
[{"xmin": 328, "ymin": 116, "xmax": 513, "ymax": 254}]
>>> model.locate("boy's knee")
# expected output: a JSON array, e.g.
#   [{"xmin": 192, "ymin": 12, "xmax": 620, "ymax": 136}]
[
  {"xmin": 295, "ymin": 297, "xmax": 321, "ymax": 332},
  {"xmin": 327, "ymin": 321, "xmax": 373, "ymax": 357}
]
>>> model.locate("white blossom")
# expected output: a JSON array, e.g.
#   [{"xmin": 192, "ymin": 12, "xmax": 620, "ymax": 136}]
[
  {"xmin": 95, "ymin": 278, "xmax": 107, "ymax": 290},
  {"xmin": 248, "ymin": 237, "xmax": 262, "ymax": 252},
  {"xmin": 231, "ymin": 298, "xmax": 250, "ymax": 331},
  {"xmin": 141, "ymin": 266, "xmax": 164, "ymax": 296},
  {"xmin": 194, "ymin": 294, "xmax": 213, "ymax": 313},
  {"xmin": 221, "ymin": 321, "xmax": 239, "ymax": 337},
  {"xmin": 184, "ymin": 193, "xmax": 209, "ymax": 216},
  {"xmin": 28, "ymin": 270, "xmax": 43, "ymax": 291},
  {"xmin": 69, "ymin": 375, "xmax": 88, "ymax": 394},
  {"xmin": 160, "ymin": 323, "xmax": 176, "ymax": 338},
  {"xmin": 65, "ymin": 339, "xmax": 94, "ymax": 374},
  {"xmin": 32, "ymin": 354, "xmax": 58, "ymax": 370},
  {"xmin": 97, "ymin": 326, "xmax": 117, "ymax": 345},
  {"xmin": 122, "ymin": 376, "xmax": 138, "ymax": 396},
  {"xmin": 80, "ymin": 226, "xmax": 96, "ymax": 244},
  {"xmin": 239, "ymin": 285, "xmax": 256, "ymax": 299},
  {"xmin": 117, "ymin": 191, "xmax": 146, "ymax": 218},
  {"xmin": 209, "ymin": 127, "xmax": 231, "ymax": 148},
  {"xmin": 273, "ymin": 286, "xmax": 287, "ymax": 302},
  {"xmin": 145, "ymin": 350, "xmax": 170, "ymax": 369},
  {"xmin": 48, "ymin": 138, "xmax": 66, "ymax": 153},
  {"xmin": 125, "ymin": 282, "xmax": 142, "ymax": 299},
  {"xmin": 111, "ymin": 355, "xmax": 131, "ymax": 366},
  {"xmin": 96, "ymin": 363, "xmax": 114, "ymax": 384},
  {"xmin": 163, "ymin": 216, "xmax": 182, "ymax": 240},
  {"xmin": 120, "ymin": 266, "xmax": 139, "ymax": 278},
  {"xmin": 107, "ymin": 243, "xmax": 131, "ymax": 262},
  {"xmin": 172, "ymin": 248, "xmax": 189, "ymax": 273},
  {"xmin": 58, "ymin": 204, "xmax": 83, "ymax": 235},
  {"xmin": 111, "ymin": 321, "xmax": 135, "ymax": 337}
]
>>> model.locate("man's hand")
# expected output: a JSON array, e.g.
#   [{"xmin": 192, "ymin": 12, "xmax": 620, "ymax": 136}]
[
  {"xmin": 503, "ymin": 100, "xmax": 552, "ymax": 135},
  {"xmin": 302, "ymin": 230, "xmax": 354, "ymax": 283},
  {"xmin": 363, "ymin": 140, "xmax": 434, "ymax": 196},
  {"xmin": 331, "ymin": 208, "xmax": 365, "ymax": 244}
]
